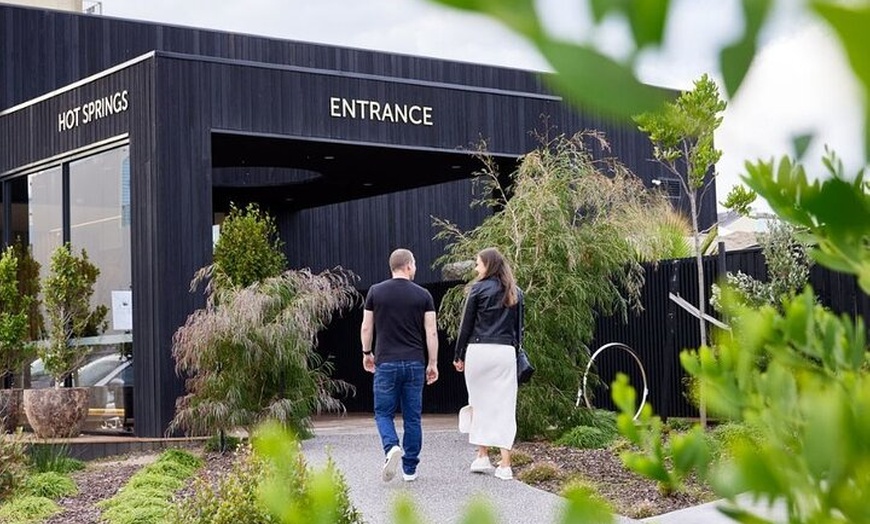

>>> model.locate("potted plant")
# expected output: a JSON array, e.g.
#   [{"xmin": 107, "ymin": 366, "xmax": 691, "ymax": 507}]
[
  {"xmin": 23, "ymin": 243, "xmax": 107, "ymax": 438},
  {"xmin": 0, "ymin": 246, "xmax": 33, "ymax": 433}
]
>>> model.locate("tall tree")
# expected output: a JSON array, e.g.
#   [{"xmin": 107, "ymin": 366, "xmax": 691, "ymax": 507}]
[
  {"xmin": 634, "ymin": 74, "xmax": 726, "ymax": 426},
  {"xmin": 436, "ymin": 132, "xmax": 686, "ymax": 438}
]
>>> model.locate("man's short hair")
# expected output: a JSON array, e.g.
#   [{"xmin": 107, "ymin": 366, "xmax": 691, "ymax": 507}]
[{"xmin": 389, "ymin": 249, "xmax": 414, "ymax": 272}]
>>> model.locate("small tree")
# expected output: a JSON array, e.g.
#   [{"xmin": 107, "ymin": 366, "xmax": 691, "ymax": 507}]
[
  {"xmin": 0, "ymin": 247, "xmax": 32, "ymax": 388},
  {"xmin": 634, "ymin": 74, "xmax": 734, "ymax": 426},
  {"xmin": 11, "ymin": 238, "xmax": 42, "ymax": 343},
  {"xmin": 211, "ymin": 203, "xmax": 287, "ymax": 292},
  {"xmin": 41, "ymin": 244, "xmax": 107, "ymax": 387}
]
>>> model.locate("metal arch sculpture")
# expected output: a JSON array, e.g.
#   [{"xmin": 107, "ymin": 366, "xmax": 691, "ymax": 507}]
[{"xmin": 576, "ymin": 342, "xmax": 649, "ymax": 421}]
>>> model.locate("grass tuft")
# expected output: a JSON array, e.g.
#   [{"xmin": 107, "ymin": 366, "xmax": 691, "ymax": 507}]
[
  {"xmin": 0, "ymin": 495, "xmax": 60, "ymax": 523},
  {"xmin": 22, "ymin": 472, "xmax": 77, "ymax": 500}
]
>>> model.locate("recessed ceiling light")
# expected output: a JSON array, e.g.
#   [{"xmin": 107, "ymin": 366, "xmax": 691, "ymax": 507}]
[
  {"xmin": 324, "ymin": 155, "xmax": 335, "ymax": 160},
  {"xmin": 362, "ymin": 182, "xmax": 374, "ymax": 187},
  {"xmin": 451, "ymin": 165, "xmax": 462, "ymax": 169}
]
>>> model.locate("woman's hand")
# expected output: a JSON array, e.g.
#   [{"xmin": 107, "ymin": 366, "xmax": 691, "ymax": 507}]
[{"xmin": 453, "ymin": 360, "xmax": 464, "ymax": 372}]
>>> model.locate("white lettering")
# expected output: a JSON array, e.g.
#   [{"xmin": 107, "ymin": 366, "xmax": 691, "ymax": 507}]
[
  {"xmin": 328, "ymin": 96, "xmax": 433, "ymax": 126},
  {"xmin": 409, "ymin": 106, "xmax": 422, "ymax": 125},
  {"xmin": 57, "ymin": 90, "xmax": 130, "ymax": 132},
  {"xmin": 369, "ymin": 101, "xmax": 382, "ymax": 121}
]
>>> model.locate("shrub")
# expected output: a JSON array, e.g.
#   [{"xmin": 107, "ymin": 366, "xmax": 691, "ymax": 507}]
[
  {"xmin": 155, "ymin": 448, "xmax": 203, "ymax": 473},
  {"xmin": 706, "ymin": 422, "xmax": 763, "ymax": 463},
  {"xmin": 204, "ymin": 434, "xmax": 242, "ymax": 453},
  {"xmin": 517, "ymin": 462, "xmax": 563, "ymax": 483},
  {"xmin": 510, "ymin": 451, "xmax": 532, "ymax": 467},
  {"xmin": 28, "ymin": 444, "xmax": 85, "ymax": 474},
  {"xmin": 0, "ymin": 429, "xmax": 28, "ymax": 502},
  {"xmin": 212, "ymin": 203, "xmax": 287, "ymax": 291},
  {"xmin": 557, "ymin": 409, "xmax": 618, "ymax": 449},
  {"xmin": 170, "ymin": 447, "xmax": 273, "ymax": 524},
  {"xmin": 556, "ymin": 426, "xmax": 614, "ymax": 450},
  {"xmin": 0, "ymin": 495, "xmax": 59, "ymax": 523},
  {"xmin": 98, "ymin": 448, "xmax": 202, "ymax": 524},
  {"xmin": 21, "ymin": 472, "xmax": 77, "ymax": 499},
  {"xmin": 170, "ymin": 268, "xmax": 358, "ymax": 438}
]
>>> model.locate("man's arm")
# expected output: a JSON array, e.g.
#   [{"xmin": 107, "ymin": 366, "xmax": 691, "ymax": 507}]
[
  {"xmin": 360, "ymin": 309, "xmax": 375, "ymax": 373},
  {"xmin": 424, "ymin": 311, "xmax": 439, "ymax": 385}
]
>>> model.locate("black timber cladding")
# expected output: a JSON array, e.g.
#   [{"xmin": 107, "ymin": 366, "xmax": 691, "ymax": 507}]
[{"xmin": 2, "ymin": 3, "xmax": 718, "ymax": 436}]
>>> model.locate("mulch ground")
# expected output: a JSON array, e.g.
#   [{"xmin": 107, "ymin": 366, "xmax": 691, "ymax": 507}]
[{"xmin": 513, "ymin": 441, "xmax": 714, "ymax": 519}]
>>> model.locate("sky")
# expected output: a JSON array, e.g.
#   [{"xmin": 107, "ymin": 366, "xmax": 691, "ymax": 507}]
[{"xmin": 101, "ymin": 0, "xmax": 866, "ymax": 213}]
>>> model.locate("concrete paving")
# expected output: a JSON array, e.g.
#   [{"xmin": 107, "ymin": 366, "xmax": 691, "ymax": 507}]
[
  {"xmin": 308, "ymin": 415, "xmax": 788, "ymax": 524},
  {"xmin": 306, "ymin": 415, "xmax": 639, "ymax": 524}
]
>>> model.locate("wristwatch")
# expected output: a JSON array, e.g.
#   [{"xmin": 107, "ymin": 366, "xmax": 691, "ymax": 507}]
[{"xmin": 362, "ymin": 350, "xmax": 373, "ymax": 355}]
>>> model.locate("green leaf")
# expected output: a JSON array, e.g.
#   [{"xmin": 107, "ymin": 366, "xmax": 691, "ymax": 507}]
[
  {"xmin": 719, "ymin": 0, "xmax": 773, "ymax": 97},
  {"xmin": 459, "ymin": 499, "xmax": 498, "ymax": 524},
  {"xmin": 559, "ymin": 482, "xmax": 615, "ymax": 524},
  {"xmin": 628, "ymin": 0, "xmax": 672, "ymax": 49},
  {"xmin": 718, "ymin": 505, "xmax": 778, "ymax": 524},
  {"xmin": 813, "ymin": 1, "xmax": 870, "ymax": 158},
  {"xmin": 541, "ymin": 40, "xmax": 668, "ymax": 119},
  {"xmin": 791, "ymin": 133, "xmax": 814, "ymax": 159}
]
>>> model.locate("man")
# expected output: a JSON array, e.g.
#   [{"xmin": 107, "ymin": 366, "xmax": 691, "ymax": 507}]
[{"xmin": 361, "ymin": 248, "xmax": 439, "ymax": 482}]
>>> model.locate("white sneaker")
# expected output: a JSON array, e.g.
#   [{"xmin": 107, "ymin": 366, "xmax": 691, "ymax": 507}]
[
  {"xmin": 402, "ymin": 471, "xmax": 418, "ymax": 482},
  {"xmin": 382, "ymin": 446, "xmax": 403, "ymax": 482},
  {"xmin": 470, "ymin": 456, "xmax": 493, "ymax": 473},
  {"xmin": 494, "ymin": 466, "xmax": 513, "ymax": 480}
]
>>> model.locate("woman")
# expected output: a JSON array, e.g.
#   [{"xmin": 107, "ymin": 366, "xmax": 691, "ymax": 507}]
[{"xmin": 453, "ymin": 247, "xmax": 523, "ymax": 480}]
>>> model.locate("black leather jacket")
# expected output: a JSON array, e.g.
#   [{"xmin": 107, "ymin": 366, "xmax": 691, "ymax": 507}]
[{"xmin": 453, "ymin": 277, "xmax": 524, "ymax": 361}]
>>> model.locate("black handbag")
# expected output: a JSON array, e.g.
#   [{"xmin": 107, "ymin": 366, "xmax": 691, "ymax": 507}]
[{"xmin": 517, "ymin": 347, "xmax": 534, "ymax": 384}]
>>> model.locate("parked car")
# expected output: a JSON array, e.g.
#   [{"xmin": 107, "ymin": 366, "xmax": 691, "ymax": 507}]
[{"xmin": 28, "ymin": 350, "xmax": 133, "ymax": 432}]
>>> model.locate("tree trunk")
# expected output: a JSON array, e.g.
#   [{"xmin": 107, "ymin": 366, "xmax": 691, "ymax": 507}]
[{"xmin": 689, "ymin": 191, "xmax": 708, "ymax": 428}]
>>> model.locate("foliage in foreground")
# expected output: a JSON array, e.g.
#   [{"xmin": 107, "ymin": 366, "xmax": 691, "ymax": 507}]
[
  {"xmin": 98, "ymin": 448, "xmax": 203, "ymax": 524},
  {"xmin": 435, "ymin": 133, "xmax": 684, "ymax": 438},
  {"xmin": 169, "ymin": 268, "xmax": 359, "ymax": 437},
  {"xmin": 613, "ymin": 156, "xmax": 870, "ymax": 523},
  {"xmin": 0, "ymin": 247, "xmax": 32, "ymax": 383}
]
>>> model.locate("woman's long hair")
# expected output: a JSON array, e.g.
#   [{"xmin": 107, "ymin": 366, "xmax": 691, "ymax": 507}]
[{"xmin": 476, "ymin": 247, "xmax": 518, "ymax": 307}]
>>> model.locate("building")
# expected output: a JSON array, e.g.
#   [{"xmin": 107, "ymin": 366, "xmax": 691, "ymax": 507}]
[{"xmin": 0, "ymin": 2, "xmax": 716, "ymax": 437}]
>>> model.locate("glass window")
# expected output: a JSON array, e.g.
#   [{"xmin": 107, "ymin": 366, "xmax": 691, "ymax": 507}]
[
  {"xmin": 69, "ymin": 146, "xmax": 132, "ymax": 335},
  {"xmin": 28, "ymin": 166, "xmax": 63, "ymax": 284}
]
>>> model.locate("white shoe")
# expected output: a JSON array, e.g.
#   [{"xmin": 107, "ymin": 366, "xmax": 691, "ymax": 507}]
[
  {"xmin": 402, "ymin": 471, "xmax": 418, "ymax": 482},
  {"xmin": 470, "ymin": 456, "xmax": 493, "ymax": 473},
  {"xmin": 494, "ymin": 466, "xmax": 513, "ymax": 480},
  {"xmin": 382, "ymin": 446, "xmax": 403, "ymax": 482}
]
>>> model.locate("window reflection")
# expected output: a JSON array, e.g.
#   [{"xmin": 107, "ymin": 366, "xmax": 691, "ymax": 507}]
[{"xmin": 70, "ymin": 146, "xmax": 132, "ymax": 335}]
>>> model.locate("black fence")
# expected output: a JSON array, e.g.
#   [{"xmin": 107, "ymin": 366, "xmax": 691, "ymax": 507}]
[{"xmin": 319, "ymin": 248, "xmax": 869, "ymax": 418}]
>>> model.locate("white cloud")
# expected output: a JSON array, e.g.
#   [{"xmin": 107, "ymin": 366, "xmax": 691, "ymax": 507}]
[{"xmin": 716, "ymin": 21, "xmax": 864, "ymax": 211}]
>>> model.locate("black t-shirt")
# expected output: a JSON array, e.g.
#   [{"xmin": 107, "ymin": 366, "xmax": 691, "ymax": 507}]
[{"xmin": 364, "ymin": 278, "xmax": 435, "ymax": 363}]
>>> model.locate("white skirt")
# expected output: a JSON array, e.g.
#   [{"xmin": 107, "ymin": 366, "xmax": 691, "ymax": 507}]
[{"xmin": 464, "ymin": 343, "xmax": 517, "ymax": 450}]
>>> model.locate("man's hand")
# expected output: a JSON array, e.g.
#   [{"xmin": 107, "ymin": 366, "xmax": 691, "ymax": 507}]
[
  {"xmin": 426, "ymin": 362, "xmax": 439, "ymax": 385},
  {"xmin": 453, "ymin": 360, "xmax": 464, "ymax": 372},
  {"xmin": 363, "ymin": 353, "xmax": 375, "ymax": 373}
]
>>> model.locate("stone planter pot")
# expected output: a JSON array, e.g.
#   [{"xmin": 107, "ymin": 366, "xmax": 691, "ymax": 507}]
[
  {"xmin": 0, "ymin": 388, "xmax": 23, "ymax": 433},
  {"xmin": 23, "ymin": 387, "xmax": 90, "ymax": 438}
]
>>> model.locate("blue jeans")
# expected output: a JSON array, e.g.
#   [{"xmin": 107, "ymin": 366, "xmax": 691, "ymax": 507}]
[{"xmin": 373, "ymin": 360, "xmax": 425, "ymax": 475}]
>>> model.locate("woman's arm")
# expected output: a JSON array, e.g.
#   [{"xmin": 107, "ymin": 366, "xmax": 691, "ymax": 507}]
[{"xmin": 454, "ymin": 286, "xmax": 479, "ymax": 362}]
